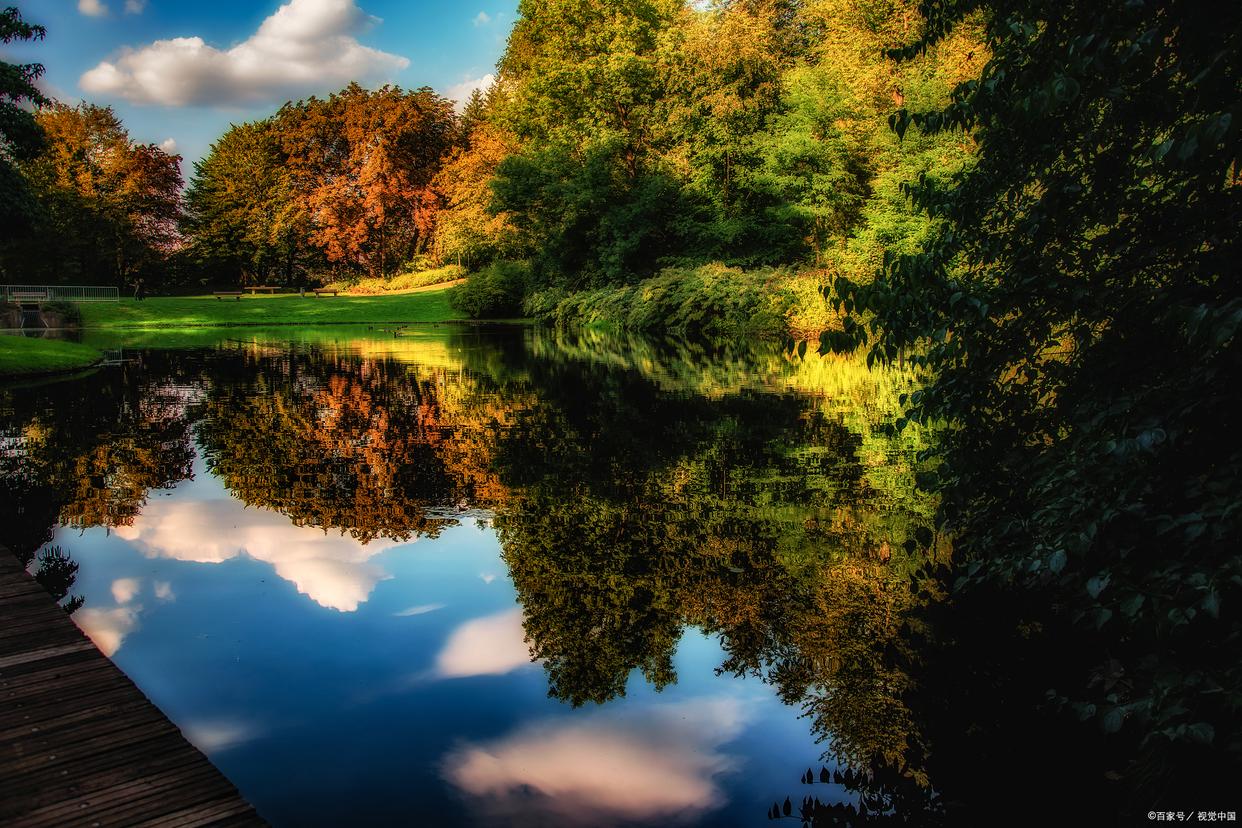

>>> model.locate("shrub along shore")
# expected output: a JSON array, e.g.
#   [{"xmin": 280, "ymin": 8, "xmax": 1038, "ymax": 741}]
[{"xmin": 451, "ymin": 262, "xmax": 836, "ymax": 342}]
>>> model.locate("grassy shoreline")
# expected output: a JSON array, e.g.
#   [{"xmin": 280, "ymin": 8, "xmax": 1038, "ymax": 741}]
[
  {"xmin": 0, "ymin": 336, "xmax": 102, "ymax": 379},
  {"xmin": 77, "ymin": 284, "xmax": 465, "ymax": 329}
]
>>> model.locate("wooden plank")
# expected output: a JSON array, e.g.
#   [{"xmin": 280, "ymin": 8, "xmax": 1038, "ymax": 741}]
[
  {"xmin": 3, "ymin": 664, "xmax": 137, "ymax": 708},
  {"xmin": 103, "ymin": 796, "xmax": 254, "ymax": 828},
  {"xmin": 0, "ymin": 748, "xmax": 205, "ymax": 815},
  {"xmin": 132, "ymin": 797, "xmax": 264, "ymax": 828},
  {"xmin": 65, "ymin": 773, "xmax": 242, "ymax": 828},
  {"xmin": 0, "ymin": 579, "xmax": 47, "ymax": 599},
  {"xmin": 0, "ymin": 696, "xmax": 152, "ymax": 744},
  {"xmin": 0, "ymin": 640, "xmax": 98, "ymax": 669},
  {"xmin": 0, "ymin": 547, "xmax": 266, "ymax": 826},
  {"xmin": 0, "ymin": 628, "xmax": 89, "ymax": 657},
  {"xmin": 1, "ymin": 732, "xmax": 196, "ymax": 803},
  {"xmin": 7, "ymin": 753, "xmax": 218, "ymax": 826},
  {"xmin": 0, "ymin": 647, "xmax": 108, "ymax": 685},
  {"xmin": 13, "ymin": 760, "xmax": 232, "ymax": 828}
]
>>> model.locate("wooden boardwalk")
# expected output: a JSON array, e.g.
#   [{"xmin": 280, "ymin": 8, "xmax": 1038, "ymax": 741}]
[{"xmin": 0, "ymin": 551, "xmax": 266, "ymax": 827}]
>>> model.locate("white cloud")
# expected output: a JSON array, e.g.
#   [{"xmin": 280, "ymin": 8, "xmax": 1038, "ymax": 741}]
[
  {"xmin": 124, "ymin": 0, "xmax": 146, "ymax": 13},
  {"xmin": 478, "ymin": 572, "xmax": 496, "ymax": 584},
  {"xmin": 80, "ymin": 0, "xmax": 410, "ymax": 107},
  {"xmin": 473, "ymin": 11, "xmax": 491, "ymax": 26},
  {"xmin": 113, "ymin": 494, "xmax": 400, "ymax": 612},
  {"xmin": 111, "ymin": 577, "xmax": 142, "ymax": 604},
  {"xmin": 154, "ymin": 580, "xmax": 176, "ymax": 602},
  {"xmin": 394, "ymin": 603, "xmax": 445, "ymax": 617},
  {"xmin": 435, "ymin": 607, "xmax": 533, "ymax": 678},
  {"xmin": 183, "ymin": 719, "xmax": 258, "ymax": 752},
  {"xmin": 159, "ymin": 138, "xmax": 178, "ymax": 154},
  {"xmin": 74, "ymin": 606, "xmax": 141, "ymax": 657},
  {"xmin": 445, "ymin": 73, "xmax": 494, "ymax": 111},
  {"xmin": 79, "ymin": 0, "xmax": 108, "ymax": 17},
  {"xmin": 443, "ymin": 699, "xmax": 749, "ymax": 825}
]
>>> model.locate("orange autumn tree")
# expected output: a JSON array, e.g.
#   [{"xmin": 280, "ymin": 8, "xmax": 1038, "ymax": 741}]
[
  {"xmin": 278, "ymin": 84, "xmax": 457, "ymax": 279},
  {"xmin": 433, "ymin": 89, "xmax": 525, "ymax": 268}
]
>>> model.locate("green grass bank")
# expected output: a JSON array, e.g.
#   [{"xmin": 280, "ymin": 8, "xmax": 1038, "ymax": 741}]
[
  {"xmin": 0, "ymin": 336, "xmax": 102, "ymax": 379},
  {"xmin": 79, "ymin": 285, "xmax": 465, "ymax": 329}
]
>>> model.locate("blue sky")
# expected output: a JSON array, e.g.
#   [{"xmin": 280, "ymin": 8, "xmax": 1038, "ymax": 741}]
[{"xmin": 6, "ymin": 0, "xmax": 517, "ymax": 168}]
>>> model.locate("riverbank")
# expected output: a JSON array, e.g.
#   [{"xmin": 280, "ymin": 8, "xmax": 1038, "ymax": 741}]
[
  {"xmin": 78, "ymin": 284, "xmax": 465, "ymax": 329},
  {"xmin": 0, "ymin": 336, "xmax": 102, "ymax": 379}
]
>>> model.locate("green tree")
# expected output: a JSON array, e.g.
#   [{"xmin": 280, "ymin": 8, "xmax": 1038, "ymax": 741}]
[
  {"xmin": 184, "ymin": 120, "xmax": 314, "ymax": 286},
  {"xmin": 829, "ymin": 0, "xmax": 1242, "ymax": 783},
  {"xmin": 0, "ymin": 5, "xmax": 47, "ymax": 234},
  {"xmin": 489, "ymin": 0, "xmax": 691, "ymax": 286}
]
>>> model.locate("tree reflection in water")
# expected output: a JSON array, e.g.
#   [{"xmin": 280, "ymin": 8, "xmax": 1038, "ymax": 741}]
[
  {"xmin": 0, "ymin": 351, "xmax": 199, "ymax": 610},
  {"xmin": 0, "ymin": 328, "xmax": 1186, "ymax": 824}
]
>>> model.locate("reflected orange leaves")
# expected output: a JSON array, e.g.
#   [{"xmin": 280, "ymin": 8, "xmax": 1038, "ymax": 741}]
[{"xmin": 197, "ymin": 352, "xmax": 519, "ymax": 544}]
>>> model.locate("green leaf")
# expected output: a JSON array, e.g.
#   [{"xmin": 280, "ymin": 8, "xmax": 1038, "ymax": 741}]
[
  {"xmin": 1119, "ymin": 593, "xmax": 1145, "ymax": 618},
  {"xmin": 1185, "ymin": 723, "xmax": 1215, "ymax": 745}
]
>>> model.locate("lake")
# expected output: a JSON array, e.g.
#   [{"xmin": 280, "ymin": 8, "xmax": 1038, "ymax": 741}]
[{"xmin": 0, "ymin": 325, "xmax": 940, "ymax": 826}]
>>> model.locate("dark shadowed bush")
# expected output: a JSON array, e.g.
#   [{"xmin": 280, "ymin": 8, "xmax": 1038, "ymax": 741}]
[{"xmin": 449, "ymin": 261, "xmax": 531, "ymax": 318}]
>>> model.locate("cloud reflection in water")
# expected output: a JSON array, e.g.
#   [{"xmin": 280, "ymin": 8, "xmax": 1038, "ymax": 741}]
[
  {"xmin": 113, "ymin": 484, "xmax": 401, "ymax": 612},
  {"xmin": 442, "ymin": 698, "xmax": 749, "ymax": 826},
  {"xmin": 435, "ymin": 607, "xmax": 534, "ymax": 678},
  {"xmin": 74, "ymin": 605, "xmax": 141, "ymax": 657}
]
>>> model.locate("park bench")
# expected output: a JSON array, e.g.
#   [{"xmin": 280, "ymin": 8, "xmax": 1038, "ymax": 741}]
[
  {"xmin": 9, "ymin": 290, "xmax": 49, "ymax": 304},
  {"xmin": 246, "ymin": 286, "xmax": 280, "ymax": 294},
  {"xmin": 214, "ymin": 291, "xmax": 243, "ymax": 301},
  {"xmin": 310, "ymin": 289, "xmax": 339, "ymax": 297}
]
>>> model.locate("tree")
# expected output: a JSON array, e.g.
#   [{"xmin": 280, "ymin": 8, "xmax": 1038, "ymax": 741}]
[
  {"xmin": 656, "ymin": 0, "xmax": 800, "ymax": 264},
  {"xmin": 829, "ymin": 0, "xmax": 1242, "ymax": 786},
  {"xmin": 489, "ymin": 0, "xmax": 691, "ymax": 286},
  {"xmin": 277, "ymin": 84, "xmax": 457, "ymax": 280},
  {"xmin": 184, "ymin": 120, "xmax": 321, "ymax": 286},
  {"xmin": 0, "ymin": 5, "xmax": 48, "ymax": 234},
  {"xmin": 433, "ymin": 104, "xmax": 524, "ymax": 268},
  {"xmin": 5, "ymin": 103, "xmax": 181, "ymax": 289},
  {"xmin": 196, "ymin": 351, "xmax": 468, "ymax": 543}
]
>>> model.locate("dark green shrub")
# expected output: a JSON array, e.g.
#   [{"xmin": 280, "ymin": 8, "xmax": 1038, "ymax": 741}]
[{"xmin": 450, "ymin": 261, "xmax": 530, "ymax": 319}]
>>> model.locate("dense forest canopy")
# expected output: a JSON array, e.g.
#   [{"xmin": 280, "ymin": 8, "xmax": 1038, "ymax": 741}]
[{"xmin": 0, "ymin": 0, "xmax": 981, "ymax": 309}]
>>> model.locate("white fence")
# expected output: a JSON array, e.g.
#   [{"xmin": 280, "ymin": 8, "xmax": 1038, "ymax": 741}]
[{"xmin": 1, "ymin": 285, "xmax": 120, "ymax": 303}]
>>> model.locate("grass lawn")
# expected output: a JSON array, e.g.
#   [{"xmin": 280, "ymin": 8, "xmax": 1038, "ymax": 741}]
[
  {"xmin": 0, "ymin": 336, "xmax": 102, "ymax": 378},
  {"xmin": 79, "ymin": 285, "xmax": 465, "ymax": 329}
]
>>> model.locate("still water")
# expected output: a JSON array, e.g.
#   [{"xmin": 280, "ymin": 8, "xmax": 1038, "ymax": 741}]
[{"xmin": 0, "ymin": 325, "xmax": 938, "ymax": 826}]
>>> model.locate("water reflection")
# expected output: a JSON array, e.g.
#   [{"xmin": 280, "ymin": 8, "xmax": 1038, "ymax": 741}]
[
  {"xmin": 443, "ymin": 698, "xmax": 749, "ymax": 826},
  {"xmin": 0, "ymin": 325, "xmax": 940, "ymax": 826},
  {"xmin": 73, "ymin": 603, "xmax": 141, "ymax": 656},
  {"xmin": 436, "ymin": 608, "xmax": 536, "ymax": 678},
  {"xmin": 113, "ymin": 458, "xmax": 401, "ymax": 611}
]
